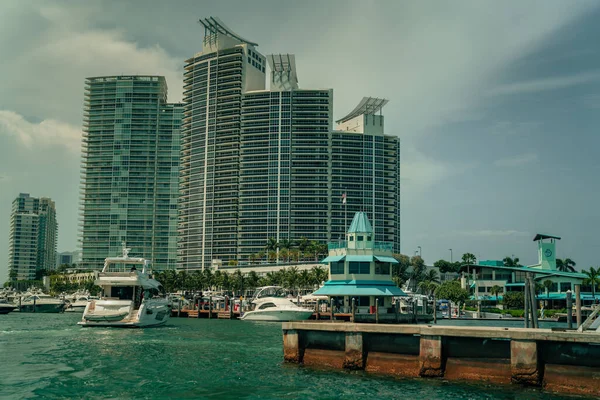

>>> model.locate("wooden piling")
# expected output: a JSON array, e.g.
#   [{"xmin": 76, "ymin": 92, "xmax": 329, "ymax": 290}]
[{"xmin": 575, "ymin": 284, "xmax": 582, "ymax": 328}]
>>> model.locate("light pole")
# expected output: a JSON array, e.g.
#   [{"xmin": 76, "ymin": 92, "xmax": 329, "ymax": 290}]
[
  {"xmin": 448, "ymin": 249, "xmax": 453, "ymax": 263},
  {"xmin": 417, "ymin": 246, "xmax": 422, "ymax": 258}
]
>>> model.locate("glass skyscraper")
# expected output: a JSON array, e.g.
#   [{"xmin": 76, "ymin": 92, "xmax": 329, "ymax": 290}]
[
  {"xmin": 8, "ymin": 193, "xmax": 58, "ymax": 280},
  {"xmin": 79, "ymin": 76, "xmax": 182, "ymax": 270},
  {"xmin": 179, "ymin": 18, "xmax": 400, "ymax": 270}
]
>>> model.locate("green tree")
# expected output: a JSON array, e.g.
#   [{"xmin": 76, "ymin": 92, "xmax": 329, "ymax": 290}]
[
  {"xmin": 392, "ymin": 253, "xmax": 411, "ymax": 288},
  {"xmin": 246, "ymin": 271, "xmax": 259, "ymax": 289},
  {"xmin": 583, "ymin": 267, "xmax": 600, "ymax": 298},
  {"xmin": 310, "ymin": 266, "xmax": 328, "ymax": 286},
  {"xmin": 265, "ymin": 237, "xmax": 278, "ymax": 252},
  {"xmin": 434, "ymin": 259, "xmax": 452, "ymax": 274},
  {"xmin": 423, "ymin": 269, "xmax": 440, "ymax": 284},
  {"xmin": 490, "ymin": 285, "xmax": 502, "ymax": 302},
  {"xmin": 556, "ymin": 258, "xmax": 576, "ymax": 273},
  {"xmin": 461, "ymin": 253, "xmax": 477, "ymax": 266},
  {"xmin": 418, "ymin": 280, "xmax": 439, "ymax": 296},
  {"xmin": 409, "ymin": 256, "xmax": 426, "ymax": 290},
  {"xmin": 434, "ymin": 280, "xmax": 469, "ymax": 304},
  {"xmin": 542, "ymin": 279, "xmax": 553, "ymax": 299},
  {"xmin": 502, "ymin": 257, "xmax": 521, "ymax": 268},
  {"xmin": 502, "ymin": 291, "xmax": 524, "ymax": 309}
]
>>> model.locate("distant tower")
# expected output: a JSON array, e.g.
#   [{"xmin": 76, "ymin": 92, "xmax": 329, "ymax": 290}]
[
  {"xmin": 79, "ymin": 76, "xmax": 182, "ymax": 270},
  {"xmin": 532, "ymin": 233, "xmax": 560, "ymax": 270},
  {"xmin": 8, "ymin": 193, "xmax": 58, "ymax": 280}
]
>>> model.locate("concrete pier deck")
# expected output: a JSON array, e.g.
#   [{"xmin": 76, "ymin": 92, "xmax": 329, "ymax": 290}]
[{"xmin": 282, "ymin": 322, "xmax": 600, "ymax": 397}]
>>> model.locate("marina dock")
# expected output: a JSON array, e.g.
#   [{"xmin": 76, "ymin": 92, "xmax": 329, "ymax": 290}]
[{"xmin": 282, "ymin": 322, "xmax": 600, "ymax": 397}]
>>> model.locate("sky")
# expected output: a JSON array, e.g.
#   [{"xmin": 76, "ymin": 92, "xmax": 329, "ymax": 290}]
[{"xmin": 1, "ymin": 0, "xmax": 600, "ymax": 281}]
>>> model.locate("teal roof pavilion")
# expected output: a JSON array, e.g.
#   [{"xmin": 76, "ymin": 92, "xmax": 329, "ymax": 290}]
[{"xmin": 348, "ymin": 212, "xmax": 373, "ymax": 234}]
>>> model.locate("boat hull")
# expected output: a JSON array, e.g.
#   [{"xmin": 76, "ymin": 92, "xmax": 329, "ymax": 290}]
[
  {"xmin": 241, "ymin": 309, "xmax": 314, "ymax": 322},
  {"xmin": 19, "ymin": 303, "xmax": 66, "ymax": 313},
  {"xmin": 0, "ymin": 305, "xmax": 17, "ymax": 314},
  {"xmin": 79, "ymin": 299, "xmax": 170, "ymax": 328}
]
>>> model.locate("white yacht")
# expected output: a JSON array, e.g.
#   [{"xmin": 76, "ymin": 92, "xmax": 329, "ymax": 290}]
[
  {"xmin": 66, "ymin": 292, "xmax": 91, "ymax": 313},
  {"xmin": 19, "ymin": 290, "xmax": 67, "ymax": 313},
  {"xmin": 241, "ymin": 286, "xmax": 314, "ymax": 322},
  {"xmin": 78, "ymin": 246, "xmax": 170, "ymax": 328}
]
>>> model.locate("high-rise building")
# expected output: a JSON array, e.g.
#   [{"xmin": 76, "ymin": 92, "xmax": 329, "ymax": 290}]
[
  {"xmin": 179, "ymin": 18, "xmax": 266, "ymax": 269},
  {"xmin": 7, "ymin": 193, "xmax": 58, "ymax": 280},
  {"xmin": 179, "ymin": 18, "xmax": 400, "ymax": 270},
  {"xmin": 79, "ymin": 76, "xmax": 182, "ymax": 270}
]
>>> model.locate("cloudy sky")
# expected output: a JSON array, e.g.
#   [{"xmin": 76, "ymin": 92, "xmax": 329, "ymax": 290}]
[{"xmin": 1, "ymin": 0, "xmax": 600, "ymax": 281}]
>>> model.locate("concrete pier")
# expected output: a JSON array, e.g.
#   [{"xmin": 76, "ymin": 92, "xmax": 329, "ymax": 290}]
[{"xmin": 282, "ymin": 322, "xmax": 600, "ymax": 397}]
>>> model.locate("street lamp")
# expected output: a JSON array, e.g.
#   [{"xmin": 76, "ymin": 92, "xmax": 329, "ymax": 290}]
[
  {"xmin": 417, "ymin": 246, "xmax": 422, "ymax": 258},
  {"xmin": 449, "ymin": 249, "xmax": 453, "ymax": 263}
]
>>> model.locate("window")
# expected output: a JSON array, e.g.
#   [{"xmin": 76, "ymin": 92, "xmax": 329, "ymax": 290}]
[
  {"xmin": 357, "ymin": 236, "xmax": 363, "ymax": 241},
  {"xmin": 478, "ymin": 287, "xmax": 486, "ymax": 293},
  {"xmin": 330, "ymin": 261, "xmax": 344, "ymax": 274},
  {"xmin": 258, "ymin": 302, "xmax": 276, "ymax": 310},
  {"xmin": 560, "ymin": 282, "xmax": 572, "ymax": 292},
  {"xmin": 349, "ymin": 262, "xmax": 370, "ymax": 274},
  {"xmin": 374, "ymin": 262, "xmax": 390, "ymax": 275}
]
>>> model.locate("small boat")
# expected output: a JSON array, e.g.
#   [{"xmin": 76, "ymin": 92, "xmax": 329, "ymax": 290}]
[
  {"xmin": 19, "ymin": 291, "xmax": 66, "ymax": 313},
  {"xmin": 0, "ymin": 299, "xmax": 17, "ymax": 314},
  {"xmin": 78, "ymin": 246, "xmax": 170, "ymax": 328},
  {"xmin": 241, "ymin": 286, "xmax": 314, "ymax": 322}
]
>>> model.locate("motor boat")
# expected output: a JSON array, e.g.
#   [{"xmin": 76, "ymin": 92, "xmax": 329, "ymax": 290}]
[
  {"xmin": 78, "ymin": 246, "xmax": 170, "ymax": 328},
  {"xmin": 0, "ymin": 298, "xmax": 17, "ymax": 314},
  {"xmin": 240, "ymin": 286, "xmax": 314, "ymax": 322},
  {"xmin": 66, "ymin": 293, "xmax": 91, "ymax": 313},
  {"xmin": 19, "ymin": 290, "xmax": 66, "ymax": 313}
]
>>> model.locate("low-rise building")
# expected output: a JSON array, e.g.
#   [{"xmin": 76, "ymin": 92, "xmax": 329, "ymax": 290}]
[
  {"xmin": 314, "ymin": 212, "xmax": 404, "ymax": 314},
  {"xmin": 461, "ymin": 234, "xmax": 596, "ymax": 307}
]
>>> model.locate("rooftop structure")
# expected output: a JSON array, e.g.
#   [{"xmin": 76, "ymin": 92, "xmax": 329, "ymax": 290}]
[{"xmin": 267, "ymin": 54, "xmax": 299, "ymax": 90}]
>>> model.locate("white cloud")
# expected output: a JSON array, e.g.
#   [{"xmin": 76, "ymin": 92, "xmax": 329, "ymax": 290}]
[
  {"xmin": 489, "ymin": 70, "xmax": 600, "ymax": 96},
  {"xmin": 0, "ymin": 4, "xmax": 183, "ymax": 126},
  {"xmin": 0, "ymin": 110, "xmax": 80, "ymax": 152},
  {"xmin": 453, "ymin": 230, "xmax": 531, "ymax": 238},
  {"xmin": 401, "ymin": 146, "xmax": 474, "ymax": 193},
  {"xmin": 494, "ymin": 152, "xmax": 538, "ymax": 167}
]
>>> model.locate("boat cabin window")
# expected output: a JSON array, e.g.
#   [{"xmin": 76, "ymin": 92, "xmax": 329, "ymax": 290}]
[
  {"xmin": 109, "ymin": 286, "xmax": 135, "ymax": 300},
  {"xmin": 258, "ymin": 302, "xmax": 277, "ymax": 310}
]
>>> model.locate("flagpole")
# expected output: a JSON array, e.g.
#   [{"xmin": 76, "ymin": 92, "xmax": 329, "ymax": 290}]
[{"xmin": 344, "ymin": 191, "xmax": 347, "ymax": 237}]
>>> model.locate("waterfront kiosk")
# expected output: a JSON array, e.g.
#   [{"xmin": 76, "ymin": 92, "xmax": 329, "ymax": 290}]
[{"xmin": 313, "ymin": 212, "xmax": 405, "ymax": 315}]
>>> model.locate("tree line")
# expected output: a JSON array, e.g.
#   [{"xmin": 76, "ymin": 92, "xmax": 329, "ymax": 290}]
[
  {"xmin": 237, "ymin": 237, "xmax": 329, "ymax": 265},
  {"xmin": 154, "ymin": 266, "xmax": 329, "ymax": 295}
]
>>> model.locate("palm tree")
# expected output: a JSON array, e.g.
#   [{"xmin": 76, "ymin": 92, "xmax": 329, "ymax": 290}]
[
  {"xmin": 246, "ymin": 271, "xmax": 259, "ymax": 290},
  {"xmin": 556, "ymin": 258, "xmax": 576, "ymax": 273},
  {"xmin": 461, "ymin": 253, "xmax": 477, "ymax": 265},
  {"xmin": 583, "ymin": 267, "xmax": 600, "ymax": 299},
  {"xmin": 278, "ymin": 238, "xmax": 294, "ymax": 251},
  {"xmin": 490, "ymin": 285, "xmax": 502, "ymax": 302},
  {"xmin": 542, "ymin": 279, "xmax": 553, "ymax": 299},
  {"xmin": 423, "ymin": 269, "xmax": 440, "ymax": 284},
  {"xmin": 248, "ymin": 253, "xmax": 257, "ymax": 265},
  {"xmin": 310, "ymin": 266, "xmax": 328, "ymax": 287},
  {"xmin": 279, "ymin": 249, "xmax": 290, "ymax": 263},
  {"xmin": 503, "ymin": 257, "xmax": 521, "ymax": 268}
]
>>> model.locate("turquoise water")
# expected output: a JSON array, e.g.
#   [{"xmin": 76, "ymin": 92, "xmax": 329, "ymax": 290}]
[{"xmin": 0, "ymin": 313, "xmax": 579, "ymax": 399}]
